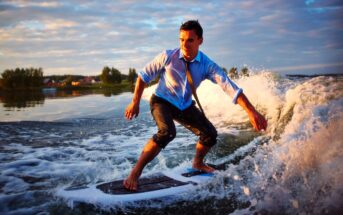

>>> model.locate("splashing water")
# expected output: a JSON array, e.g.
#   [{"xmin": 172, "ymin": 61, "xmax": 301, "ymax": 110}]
[
  {"xmin": 0, "ymin": 72, "xmax": 342, "ymax": 214},
  {"xmin": 140, "ymin": 72, "xmax": 343, "ymax": 214},
  {"xmin": 223, "ymin": 75, "xmax": 343, "ymax": 214}
]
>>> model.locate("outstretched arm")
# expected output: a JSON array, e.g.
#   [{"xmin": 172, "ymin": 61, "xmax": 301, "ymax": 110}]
[
  {"xmin": 236, "ymin": 93, "xmax": 267, "ymax": 131},
  {"xmin": 125, "ymin": 76, "xmax": 147, "ymax": 120}
]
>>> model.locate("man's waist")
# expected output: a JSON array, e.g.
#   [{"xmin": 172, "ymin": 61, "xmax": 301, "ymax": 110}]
[{"xmin": 153, "ymin": 92, "xmax": 192, "ymax": 111}]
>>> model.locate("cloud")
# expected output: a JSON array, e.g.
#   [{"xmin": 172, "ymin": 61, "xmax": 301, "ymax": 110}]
[
  {"xmin": 271, "ymin": 62, "xmax": 343, "ymax": 72},
  {"xmin": 0, "ymin": 0, "xmax": 342, "ymax": 75},
  {"xmin": 44, "ymin": 19, "xmax": 78, "ymax": 30}
]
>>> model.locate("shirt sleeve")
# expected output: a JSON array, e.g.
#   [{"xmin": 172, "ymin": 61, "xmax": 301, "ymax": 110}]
[
  {"xmin": 206, "ymin": 61, "xmax": 243, "ymax": 104},
  {"xmin": 138, "ymin": 51, "xmax": 168, "ymax": 84}
]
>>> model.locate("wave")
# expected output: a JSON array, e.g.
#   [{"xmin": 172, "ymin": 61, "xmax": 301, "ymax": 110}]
[
  {"xmin": 142, "ymin": 71, "xmax": 343, "ymax": 213},
  {"xmin": 141, "ymin": 71, "xmax": 343, "ymax": 214},
  {"xmin": 1, "ymin": 71, "xmax": 341, "ymax": 214},
  {"xmin": 212, "ymin": 73, "xmax": 343, "ymax": 214}
]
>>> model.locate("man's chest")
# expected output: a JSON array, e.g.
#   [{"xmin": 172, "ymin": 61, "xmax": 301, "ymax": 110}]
[{"xmin": 164, "ymin": 61, "xmax": 205, "ymax": 87}]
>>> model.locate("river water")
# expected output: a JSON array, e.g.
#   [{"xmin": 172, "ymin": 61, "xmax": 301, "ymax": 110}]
[{"xmin": 0, "ymin": 72, "xmax": 342, "ymax": 214}]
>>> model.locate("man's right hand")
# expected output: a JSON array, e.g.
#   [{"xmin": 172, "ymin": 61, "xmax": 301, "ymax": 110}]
[
  {"xmin": 237, "ymin": 93, "xmax": 267, "ymax": 132},
  {"xmin": 124, "ymin": 76, "xmax": 146, "ymax": 120},
  {"xmin": 125, "ymin": 101, "xmax": 140, "ymax": 120}
]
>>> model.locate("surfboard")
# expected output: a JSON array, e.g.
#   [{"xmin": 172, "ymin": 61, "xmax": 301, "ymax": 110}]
[{"xmin": 57, "ymin": 163, "xmax": 225, "ymax": 205}]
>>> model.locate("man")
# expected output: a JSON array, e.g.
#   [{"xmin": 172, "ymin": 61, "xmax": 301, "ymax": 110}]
[{"xmin": 124, "ymin": 20, "xmax": 267, "ymax": 191}]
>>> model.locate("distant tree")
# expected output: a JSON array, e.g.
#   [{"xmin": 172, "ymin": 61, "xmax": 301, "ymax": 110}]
[
  {"xmin": 241, "ymin": 67, "xmax": 249, "ymax": 77},
  {"xmin": 32, "ymin": 68, "xmax": 44, "ymax": 87},
  {"xmin": 64, "ymin": 75, "xmax": 73, "ymax": 86},
  {"xmin": 100, "ymin": 66, "xmax": 122, "ymax": 84},
  {"xmin": 111, "ymin": 67, "xmax": 122, "ymax": 84},
  {"xmin": 1, "ymin": 67, "xmax": 44, "ymax": 89},
  {"xmin": 127, "ymin": 68, "xmax": 138, "ymax": 85},
  {"xmin": 1, "ymin": 69, "xmax": 12, "ymax": 88},
  {"xmin": 121, "ymin": 73, "xmax": 128, "ymax": 80},
  {"xmin": 228, "ymin": 67, "xmax": 239, "ymax": 79},
  {"xmin": 100, "ymin": 66, "xmax": 110, "ymax": 84}
]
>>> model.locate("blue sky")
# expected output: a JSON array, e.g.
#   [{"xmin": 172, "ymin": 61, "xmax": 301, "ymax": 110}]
[{"xmin": 0, "ymin": 0, "xmax": 342, "ymax": 76}]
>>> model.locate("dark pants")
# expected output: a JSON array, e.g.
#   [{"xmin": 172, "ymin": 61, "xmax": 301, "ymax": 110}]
[{"xmin": 150, "ymin": 94, "xmax": 217, "ymax": 149}]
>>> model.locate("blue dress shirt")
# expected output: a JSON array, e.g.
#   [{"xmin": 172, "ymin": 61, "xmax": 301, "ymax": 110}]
[{"xmin": 138, "ymin": 48, "xmax": 243, "ymax": 110}]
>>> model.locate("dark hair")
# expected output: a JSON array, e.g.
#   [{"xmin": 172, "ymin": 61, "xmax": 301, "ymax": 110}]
[{"xmin": 180, "ymin": 20, "xmax": 203, "ymax": 38}]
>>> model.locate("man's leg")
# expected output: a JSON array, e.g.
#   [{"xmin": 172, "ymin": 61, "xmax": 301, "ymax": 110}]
[
  {"xmin": 123, "ymin": 95, "xmax": 176, "ymax": 191},
  {"xmin": 192, "ymin": 142, "xmax": 215, "ymax": 172},
  {"xmin": 123, "ymin": 139, "xmax": 161, "ymax": 191},
  {"xmin": 176, "ymin": 103, "xmax": 218, "ymax": 173}
]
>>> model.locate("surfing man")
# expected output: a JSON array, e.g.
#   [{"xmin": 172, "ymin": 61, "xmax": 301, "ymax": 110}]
[{"xmin": 124, "ymin": 20, "xmax": 267, "ymax": 191}]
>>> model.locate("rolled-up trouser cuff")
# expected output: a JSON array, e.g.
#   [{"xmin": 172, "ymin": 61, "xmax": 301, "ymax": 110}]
[
  {"xmin": 198, "ymin": 126, "xmax": 217, "ymax": 147},
  {"xmin": 152, "ymin": 130, "xmax": 176, "ymax": 149}
]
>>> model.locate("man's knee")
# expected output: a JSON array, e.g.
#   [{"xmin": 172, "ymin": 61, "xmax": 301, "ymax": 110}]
[
  {"xmin": 200, "ymin": 127, "xmax": 217, "ymax": 147},
  {"xmin": 153, "ymin": 128, "xmax": 176, "ymax": 148}
]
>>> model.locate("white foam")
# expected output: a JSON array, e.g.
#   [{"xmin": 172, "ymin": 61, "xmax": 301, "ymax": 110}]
[
  {"xmin": 1, "ymin": 72, "xmax": 342, "ymax": 213},
  {"xmin": 142, "ymin": 72, "xmax": 287, "ymax": 134},
  {"xmin": 229, "ymin": 76, "xmax": 343, "ymax": 214},
  {"xmin": 56, "ymin": 164, "xmax": 214, "ymax": 207}
]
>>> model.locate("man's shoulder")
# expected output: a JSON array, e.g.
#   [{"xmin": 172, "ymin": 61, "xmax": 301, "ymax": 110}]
[
  {"xmin": 197, "ymin": 51, "xmax": 222, "ymax": 73},
  {"xmin": 164, "ymin": 48, "xmax": 180, "ymax": 56},
  {"xmin": 198, "ymin": 50, "xmax": 212, "ymax": 63},
  {"xmin": 159, "ymin": 48, "xmax": 180, "ymax": 64}
]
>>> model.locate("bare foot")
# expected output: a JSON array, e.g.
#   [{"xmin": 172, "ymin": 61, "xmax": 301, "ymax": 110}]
[
  {"xmin": 192, "ymin": 162, "xmax": 215, "ymax": 173},
  {"xmin": 123, "ymin": 172, "xmax": 140, "ymax": 191}
]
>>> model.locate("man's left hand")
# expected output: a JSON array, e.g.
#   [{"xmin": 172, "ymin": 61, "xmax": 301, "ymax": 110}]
[
  {"xmin": 248, "ymin": 109, "xmax": 267, "ymax": 131},
  {"xmin": 236, "ymin": 93, "xmax": 267, "ymax": 131}
]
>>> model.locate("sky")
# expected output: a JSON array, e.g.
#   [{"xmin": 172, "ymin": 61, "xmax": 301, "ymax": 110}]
[{"xmin": 0, "ymin": 0, "xmax": 342, "ymax": 76}]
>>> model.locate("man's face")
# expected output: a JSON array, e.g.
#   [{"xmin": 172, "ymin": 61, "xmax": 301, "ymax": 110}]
[{"xmin": 179, "ymin": 29, "xmax": 203, "ymax": 61}]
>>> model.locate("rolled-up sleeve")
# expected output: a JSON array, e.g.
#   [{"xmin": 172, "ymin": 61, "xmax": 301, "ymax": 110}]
[
  {"xmin": 137, "ymin": 70, "xmax": 151, "ymax": 84},
  {"xmin": 138, "ymin": 51, "xmax": 168, "ymax": 84},
  {"xmin": 206, "ymin": 62, "xmax": 243, "ymax": 104}
]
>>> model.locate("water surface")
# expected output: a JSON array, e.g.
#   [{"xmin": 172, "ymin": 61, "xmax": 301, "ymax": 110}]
[{"xmin": 1, "ymin": 73, "xmax": 342, "ymax": 214}]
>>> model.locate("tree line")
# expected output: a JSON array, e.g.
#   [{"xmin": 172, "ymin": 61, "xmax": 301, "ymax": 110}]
[
  {"xmin": 0, "ymin": 66, "xmax": 139, "ymax": 89},
  {"xmin": 0, "ymin": 65, "xmax": 249, "ymax": 90},
  {"xmin": 223, "ymin": 66, "xmax": 250, "ymax": 79},
  {"xmin": 99, "ymin": 66, "xmax": 137, "ymax": 85},
  {"xmin": 0, "ymin": 68, "xmax": 44, "ymax": 89}
]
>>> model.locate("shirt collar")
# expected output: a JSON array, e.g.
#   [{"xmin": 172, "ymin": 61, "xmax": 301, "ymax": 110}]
[{"xmin": 178, "ymin": 49, "xmax": 201, "ymax": 63}]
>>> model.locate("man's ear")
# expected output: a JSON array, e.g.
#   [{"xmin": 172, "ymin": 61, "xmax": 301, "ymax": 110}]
[{"xmin": 199, "ymin": 37, "xmax": 203, "ymax": 45}]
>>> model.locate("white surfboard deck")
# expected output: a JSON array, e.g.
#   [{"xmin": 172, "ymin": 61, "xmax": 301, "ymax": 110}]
[{"xmin": 56, "ymin": 163, "xmax": 225, "ymax": 205}]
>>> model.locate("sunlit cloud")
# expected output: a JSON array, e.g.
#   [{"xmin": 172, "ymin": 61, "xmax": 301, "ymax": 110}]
[
  {"xmin": 44, "ymin": 19, "xmax": 78, "ymax": 30},
  {"xmin": 9, "ymin": 0, "xmax": 61, "ymax": 8},
  {"xmin": 0, "ymin": 49, "xmax": 76, "ymax": 58},
  {"xmin": 44, "ymin": 66, "xmax": 80, "ymax": 75},
  {"xmin": 0, "ymin": 0, "xmax": 342, "ymax": 75}
]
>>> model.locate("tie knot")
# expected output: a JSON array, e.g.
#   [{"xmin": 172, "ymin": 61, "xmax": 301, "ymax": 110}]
[
  {"xmin": 184, "ymin": 59, "xmax": 191, "ymax": 69},
  {"xmin": 182, "ymin": 57, "xmax": 191, "ymax": 63}
]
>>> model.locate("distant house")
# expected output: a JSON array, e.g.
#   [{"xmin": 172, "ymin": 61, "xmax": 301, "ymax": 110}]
[
  {"xmin": 72, "ymin": 81, "xmax": 80, "ymax": 86},
  {"xmin": 43, "ymin": 78, "xmax": 51, "ymax": 85},
  {"xmin": 81, "ymin": 76, "xmax": 96, "ymax": 85},
  {"xmin": 43, "ymin": 78, "xmax": 56, "ymax": 87}
]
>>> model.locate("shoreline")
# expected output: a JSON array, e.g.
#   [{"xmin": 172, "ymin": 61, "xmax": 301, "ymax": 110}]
[
  {"xmin": 285, "ymin": 73, "xmax": 342, "ymax": 78},
  {"xmin": 0, "ymin": 82, "xmax": 134, "ymax": 92}
]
